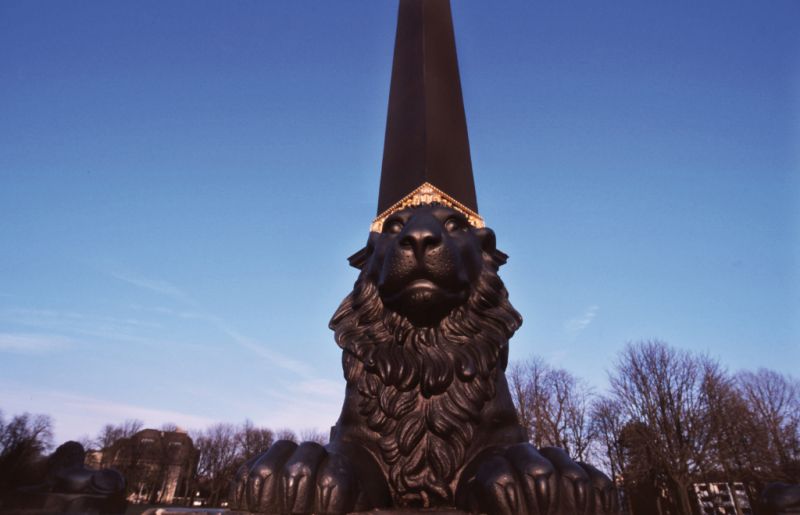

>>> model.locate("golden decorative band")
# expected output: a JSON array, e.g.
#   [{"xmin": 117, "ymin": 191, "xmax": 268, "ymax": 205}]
[{"xmin": 371, "ymin": 182, "xmax": 485, "ymax": 233}]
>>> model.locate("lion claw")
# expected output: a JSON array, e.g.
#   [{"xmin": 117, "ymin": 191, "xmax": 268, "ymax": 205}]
[
  {"xmin": 231, "ymin": 440, "xmax": 364, "ymax": 515},
  {"xmin": 459, "ymin": 444, "xmax": 618, "ymax": 515}
]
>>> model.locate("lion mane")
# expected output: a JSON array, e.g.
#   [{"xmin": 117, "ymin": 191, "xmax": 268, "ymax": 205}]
[{"xmin": 330, "ymin": 251, "xmax": 522, "ymax": 507}]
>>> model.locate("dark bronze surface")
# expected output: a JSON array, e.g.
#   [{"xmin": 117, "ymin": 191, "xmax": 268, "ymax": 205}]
[
  {"xmin": 0, "ymin": 441, "xmax": 126, "ymax": 513},
  {"xmin": 762, "ymin": 483, "xmax": 800, "ymax": 515},
  {"xmin": 378, "ymin": 0, "xmax": 477, "ymax": 215},
  {"xmin": 232, "ymin": 208, "xmax": 619, "ymax": 514},
  {"xmin": 231, "ymin": 1, "xmax": 618, "ymax": 513}
]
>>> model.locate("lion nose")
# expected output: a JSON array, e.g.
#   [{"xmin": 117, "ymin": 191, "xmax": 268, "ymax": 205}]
[{"xmin": 400, "ymin": 226, "xmax": 442, "ymax": 258}]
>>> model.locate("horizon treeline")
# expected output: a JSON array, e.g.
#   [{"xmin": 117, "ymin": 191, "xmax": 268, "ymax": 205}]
[
  {"xmin": 2, "ymin": 339, "xmax": 798, "ymax": 511},
  {"xmin": 510, "ymin": 339, "xmax": 800, "ymax": 513},
  {"xmin": 0, "ymin": 413, "xmax": 327, "ymax": 504}
]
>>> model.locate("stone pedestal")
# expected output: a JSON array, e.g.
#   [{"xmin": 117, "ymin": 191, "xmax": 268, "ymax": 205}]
[
  {"xmin": 0, "ymin": 490, "xmax": 126, "ymax": 514},
  {"xmin": 350, "ymin": 510, "xmax": 469, "ymax": 515},
  {"xmin": 139, "ymin": 510, "xmax": 469, "ymax": 515}
]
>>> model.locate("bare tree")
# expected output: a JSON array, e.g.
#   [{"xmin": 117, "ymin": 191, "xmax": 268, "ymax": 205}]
[
  {"xmin": 591, "ymin": 397, "xmax": 626, "ymax": 484},
  {"xmin": 0, "ymin": 412, "xmax": 54, "ymax": 491},
  {"xmin": 299, "ymin": 428, "xmax": 329, "ymax": 445},
  {"xmin": 737, "ymin": 368, "xmax": 800, "ymax": 482},
  {"xmin": 236, "ymin": 420, "xmax": 274, "ymax": 461},
  {"xmin": 160, "ymin": 422, "xmax": 179, "ymax": 432},
  {"xmin": 274, "ymin": 428, "xmax": 298, "ymax": 443},
  {"xmin": 0, "ymin": 412, "xmax": 54, "ymax": 457},
  {"xmin": 509, "ymin": 361, "xmax": 534, "ymax": 440},
  {"xmin": 187, "ymin": 420, "xmax": 276, "ymax": 506},
  {"xmin": 194, "ymin": 423, "xmax": 240, "ymax": 506},
  {"xmin": 608, "ymin": 340, "xmax": 718, "ymax": 515},
  {"xmin": 509, "ymin": 356, "xmax": 595, "ymax": 460},
  {"xmin": 701, "ymin": 365, "xmax": 757, "ymax": 478},
  {"xmin": 547, "ymin": 369, "xmax": 595, "ymax": 460},
  {"xmin": 94, "ymin": 419, "xmax": 144, "ymax": 453},
  {"xmin": 541, "ymin": 368, "xmax": 571, "ymax": 450},
  {"xmin": 509, "ymin": 357, "xmax": 551, "ymax": 447}
]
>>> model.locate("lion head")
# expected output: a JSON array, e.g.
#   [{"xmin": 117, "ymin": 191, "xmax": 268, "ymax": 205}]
[
  {"xmin": 360, "ymin": 204, "xmax": 496, "ymax": 326},
  {"xmin": 330, "ymin": 204, "xmax": 522, "ymax": 507}
]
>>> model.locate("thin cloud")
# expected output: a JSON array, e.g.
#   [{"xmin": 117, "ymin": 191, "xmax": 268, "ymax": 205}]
[
  {"xmin": 564, "ymin": 305, "xmax": 599, "ymax": 336},
  {"xmin": 109, "ymin": 271, "xmax": 195, "ymax": 305},
  {"xmin": 215, "ymin": 324, "xmax": 314, "ymax": 378},
  {"xmin": 0, "ymin": 307, "xmax": 160, "ymax": 330},
  {"xmin": 108, "ymin": 271, "xmax": 316, "ymax": 378},
  {"xmin": 129, "ymin": 305, "xmax": 208, "ymax": 320},
  {"xmin": 0, "ymin": 308, "xmax": 164, "ymax": 348},
  {"xmin": 0, "ymin": 333, "xmax": 72, "ymax": 354},
  {"xmin": 111, "ymin": 272, "xmax": 312, "ymax": 378}
]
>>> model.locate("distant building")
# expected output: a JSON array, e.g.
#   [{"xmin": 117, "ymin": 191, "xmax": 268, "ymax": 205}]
[
  {"xmin": 693, "ymin": 482, "xmax": 754, "ymax": 515},
  {"xmin": 88, "ymin": 428, "xmax": 198, "ymax": 504}
]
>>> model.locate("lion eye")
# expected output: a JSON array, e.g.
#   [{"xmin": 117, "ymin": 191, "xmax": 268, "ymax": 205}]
[
  {"xmin": 384, "ymin": 220, "xmax": 404, "ymax": 234},
  {"xmin": 444, "ymin": 218, "xmax": 463, "ymax": 232}
]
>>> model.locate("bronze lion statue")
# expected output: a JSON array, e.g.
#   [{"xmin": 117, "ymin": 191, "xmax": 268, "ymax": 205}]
[{"xmin": 232, "ymin": 204, "xmax": 619, "ymax": 514}]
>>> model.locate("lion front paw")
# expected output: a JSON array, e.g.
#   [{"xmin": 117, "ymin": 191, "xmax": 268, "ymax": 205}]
[
  {"xmin": 458, "ymin": 444, "xmax": 618, "ymax": 515},
  {"xmin": 230, "ymin": 440, "xmax": 362, "ymax": 514}
]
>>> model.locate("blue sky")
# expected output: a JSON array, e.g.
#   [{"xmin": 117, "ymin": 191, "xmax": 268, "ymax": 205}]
[{"xmin": 1, "ymin": 0, "xmax": 798, "ymax": 444}]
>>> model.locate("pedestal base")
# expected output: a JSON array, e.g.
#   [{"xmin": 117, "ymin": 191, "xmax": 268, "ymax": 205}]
[
  {"xmin": 140, "ymin": 509, "xmax": 469, "ymax": 515},
  {"xmin": 0, "ymin": 491, "xmax": 126, "ymax": 514}
]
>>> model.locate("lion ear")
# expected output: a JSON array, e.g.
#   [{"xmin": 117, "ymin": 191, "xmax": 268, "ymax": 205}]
[
  {"xmin": 348, "ymin": 247, "xmax": 369, "ymax": 269},
  {"xmin": 475, "ymin": 227, "xmax": 509, "ymax": 268},
  {"xmin": 348, "ymin": 233, "xmax": 379, "ymax": 270},
  {"xmin": 490, "ymin": 248, "xmax": 509, "ymax": 267},
  {"xmin": 474, "ymin": 227, "xmax": 497, "ymax": 253}
]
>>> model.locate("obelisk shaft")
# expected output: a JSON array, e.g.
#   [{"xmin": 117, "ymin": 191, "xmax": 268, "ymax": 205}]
[{"xmin": 377, "ymin": 0, "xmax": 478, "ymax": 216}]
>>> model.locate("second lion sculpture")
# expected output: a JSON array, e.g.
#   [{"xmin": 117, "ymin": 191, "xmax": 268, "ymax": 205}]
[{"xmin": 232, "ymin": 204, "xmax": 618, "ymax": 515}]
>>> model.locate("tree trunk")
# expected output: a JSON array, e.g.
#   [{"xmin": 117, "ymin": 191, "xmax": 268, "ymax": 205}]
[{"xmin": 675, "ymin": 481, "xmax": 692, "ymax": 515}]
